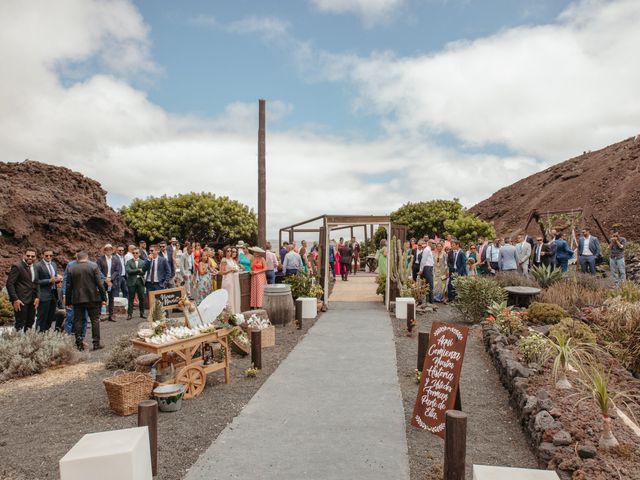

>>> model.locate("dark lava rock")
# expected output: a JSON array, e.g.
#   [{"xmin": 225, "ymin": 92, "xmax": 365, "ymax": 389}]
[
  {"xmin": 553, "ymin": 430, "xmax": 572, "ymax": 446},
  {"xmin": 577, "ymin": 444, "xmax": 597, "ymax": 459},
  {"xmin": 538, "ymin": 442, "xmax": 557, "ymax": 463},
  {"xmin": 534, "ymin": 411, "xmax": 560, "ymax": 431},
  {"xmin": 0, "ymin": 160, "xmax": 133, "ymax": 283}
]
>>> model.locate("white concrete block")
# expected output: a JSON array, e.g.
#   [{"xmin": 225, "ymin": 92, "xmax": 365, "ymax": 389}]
[
  {"xmin": 395, "ymin": 297, "xmax": 415, "ymax": 320},
  {"xmin": 298, "ymin": 297, "xmax": 317, "ymax": 319},
  {"xmin": 473, "ymin": 465, "xmax": 560, "ymax": 480},
  {"xmin": 60, "ymin": 427, "xmax": 152, "ymax": 480}
]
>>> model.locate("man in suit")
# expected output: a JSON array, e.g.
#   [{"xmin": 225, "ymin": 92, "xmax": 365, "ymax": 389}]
[
  {"xmin": 34, "ymin": 249, "xmax": 62, "ymax": 331},
  {"xmin": 498, "ymin": 238, "xmax": 519, "ymax": 272},
  {"xmin": 578, "ymin": 227, "xmax": 600, "ymax": 275},
  {"xmin": 144, "ymin": 244, "xmax": 171, "ymax": 292},
  {"xmin": 115, "ymin": 246, "xmax": 129, "ymax": 299},
  {"xmin": 339, "ymin": 240, "xmax": 353, "ymax": 281},
  {"xmin": 412, "ymin": 242, "xmax": 423, "ymax": 281},
  {"xmin": 126, "ymin": 248, "xmax": 147, "ymax": 320},
  {"xmin": 138, "ymin": 240, "xmax": 149, "ymax": 261},
  {"xmin": 159, "ymin": 240, "xmax": 175, "ymax": 287},
  {"xmin": 96, "ymin": 243, "xmax": 121, "ymax": 322},
  {"xmin": 532, "ymin": 236, "xmax": 545, "ymax": 268},
  {"xmin": 543, "ymin": 231, "xmax": 558, "ymax": 269},
  {"xmin": 65, "ymin": 251, "xmax": 107, "ymax": 351},
  {"xmin": 515, "ymin": 234, "xmax": 532, "ymax": 276},
  {"xmin": 554, "ymin": 232, "xmax": 574, "ymax": 273},
  {"xmin": 447, "ymin": 240, "xmax": 467, "ymax": 301},
  {"xmin": 6, "ymin": 248, "xmax": 40, "ymax": 331}
]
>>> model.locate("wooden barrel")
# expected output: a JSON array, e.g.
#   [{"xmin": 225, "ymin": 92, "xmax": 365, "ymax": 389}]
[{"xmin": 263, "ymin": 284, "xmax": 294, "ymax": 326}]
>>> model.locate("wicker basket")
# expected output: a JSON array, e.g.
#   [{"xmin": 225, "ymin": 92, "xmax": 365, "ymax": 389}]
[
  {"xmin": 103, "ymin": 370, "xmax": 154, "ymax": 416},
  {"xmin": 241, "ymin": 324, "xmax": 275, "ymax": 348}
]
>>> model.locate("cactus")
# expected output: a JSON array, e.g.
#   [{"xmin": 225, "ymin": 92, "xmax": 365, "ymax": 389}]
[{"xmin": 388, "ymin": 236, "xmax": 413, "ymax": 295}]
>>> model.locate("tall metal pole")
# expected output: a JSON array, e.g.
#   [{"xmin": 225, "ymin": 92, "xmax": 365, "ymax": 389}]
[{"xmin": 258, "ymin": 99, "xmax": 266, "ymax": 248}]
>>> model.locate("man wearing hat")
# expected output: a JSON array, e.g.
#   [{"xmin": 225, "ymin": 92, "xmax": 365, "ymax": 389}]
[{"xmin": 97, "ymin": 244, "xmax": 121, "ymax": 322}]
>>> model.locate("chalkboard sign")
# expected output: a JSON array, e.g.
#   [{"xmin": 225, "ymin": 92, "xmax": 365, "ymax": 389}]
[
  {"xmin": 411, "ymin": 322, "xmax": 468, "ymax": 438},
  {"xmin": 149, "ymin": 287, "xmax": 185, "ymax": 318}
]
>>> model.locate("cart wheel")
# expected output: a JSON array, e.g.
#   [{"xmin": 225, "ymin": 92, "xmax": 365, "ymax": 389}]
[{"xmin": 176, "ymin": 365, "xmax": 206, "ymax": 399}]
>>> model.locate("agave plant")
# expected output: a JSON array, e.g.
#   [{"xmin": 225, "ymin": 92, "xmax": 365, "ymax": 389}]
[
  {"xmin": 543, "ymin": 331, "xmax": 592, "ymax": 389},
  {"xmin": 574, "ymin": 365, "xmax": 639, "ymax": 450},
  {"xmin": 530, "ymin": 264, "xmax": 564, "ymax": 288}
]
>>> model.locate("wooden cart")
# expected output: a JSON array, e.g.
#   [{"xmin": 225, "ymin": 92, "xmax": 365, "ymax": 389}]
[{"xmin": 131, "ymin": 327, "xmax": 233, "ymax": 399}]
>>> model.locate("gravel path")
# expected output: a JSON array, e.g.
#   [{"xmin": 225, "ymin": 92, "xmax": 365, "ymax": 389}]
[
  {"xmin": 0, "ymin": 312, "xmax": 317, "ymax": 480},
  {"xmin": 392, "ymin": 304, "xmax": 537, "ymax": 479}
]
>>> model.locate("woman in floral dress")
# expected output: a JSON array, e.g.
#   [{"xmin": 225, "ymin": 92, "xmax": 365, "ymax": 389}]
[{"xmin": 192, "ymin": 256, "xmax": 213, "ymax": 306}]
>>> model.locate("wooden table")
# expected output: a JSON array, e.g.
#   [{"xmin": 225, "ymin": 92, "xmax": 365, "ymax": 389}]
[
  {"xmin": 504, "ymin": 286, "xmax": 541, "ymax": 308},
  {"xmin": 131, "ymin": 328, "xmax": 233, "ymax": 399}
]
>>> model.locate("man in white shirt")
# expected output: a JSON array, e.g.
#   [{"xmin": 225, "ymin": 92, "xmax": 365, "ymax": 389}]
[
  {"xmin": 115, "ymin": 246, "xmax": 128, "ymax": 300},
  {"xmin": 418, "ymin": 240, "xmax": 435, "ymax": 303},
  {"xmin": 485, "ymin": 238, "xmax": 501, "ymax": 274},
  {"xmin": 283, "ymin": 245, "xmax": 303, "ymax": 276},
  {"xmin": 265, "ymin": 243, "xmax": 278, "ymax": 284}
]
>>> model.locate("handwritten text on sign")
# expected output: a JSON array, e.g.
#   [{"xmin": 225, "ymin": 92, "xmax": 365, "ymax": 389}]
[
  {"xmin": 149, "ymin": 287, "xmax": 184, "ymax": 311},
  {"xmin": 411, "ymin": 322, "xmax": 468, "ymax": 438}
]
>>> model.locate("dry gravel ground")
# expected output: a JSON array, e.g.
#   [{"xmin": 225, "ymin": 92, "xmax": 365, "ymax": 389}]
[
  {"xmin": 392, "ymin": 304, "xmax": 537, "ymax": 479},
  {"xmin": 0, "ymin": 312, "xmax": 317, "ymax": 480}
]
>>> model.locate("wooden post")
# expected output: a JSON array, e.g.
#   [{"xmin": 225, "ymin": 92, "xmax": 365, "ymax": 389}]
[
  {"xmin": 443, "ymin": 410, "xmax": 467, "ymax": 480},
  {"xmin": 406, "ymin": 302, "xmax": 415, "ymax": 333},
  {"xmin": 295, "ymin": 298, "xmax": 303, "ymax": 330},
  {"xmin": 138, "ymin": 400, "xmax": 158, "ymax": 477},
  {"xmin": 258, "ymin": 99, "xmax": 266, "ymax": 248},
  {"xmin": 417, "ymin": 332, "xmax": 429, "ymax": 371},
  {"xmin": 251, "ymin": 329, "xmax": 262, "ymax": 369}
]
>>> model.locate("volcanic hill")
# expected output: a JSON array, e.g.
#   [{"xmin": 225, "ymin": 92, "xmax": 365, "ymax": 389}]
[
  {"xmin": 470, "ymin": 136, "xmax": 640, "ymax": 240},
  {"xmin": 0, "ymin": 160, "xmax": 133, "ymax": 283}
]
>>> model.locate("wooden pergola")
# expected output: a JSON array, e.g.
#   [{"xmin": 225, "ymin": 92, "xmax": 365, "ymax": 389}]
[{"xmin": 278, "ymin": 215, "xmax": 406, "ymax": 309}]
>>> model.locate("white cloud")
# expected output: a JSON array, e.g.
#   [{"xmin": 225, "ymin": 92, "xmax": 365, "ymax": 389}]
[
  {"xmin": 310, "ymin": 0, "xmax": 404, "ymax": 25},
  {"xmin": 318, "ymin": 0, "xmax": 640, "ymax": 160},
  {"xmin": 0, "ymin": 0, "xmax": 546, "ymax": 240},
  {"xmin": 226, "ymin": 16, "xmax": 290, "ymax": 38}
]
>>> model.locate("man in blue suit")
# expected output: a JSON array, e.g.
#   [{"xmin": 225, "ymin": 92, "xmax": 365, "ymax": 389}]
[
  {"xmin": 159, "ymin": 240, "xmax": 175, "ymax": 287},
  {"xmin": 144, "ymin": 244, "xmax": 171, "ymax": 293},
  {"xmin": 447, "ymin": 240, "xmax": 467, "ymax": 301},
  {"xmin": 577, "ymin": 228, "xmax": 600, "ymax": 275},
  {"xmin": 554, "ymin": 232, "xmax": 574, "ymax": 272},
  {"xmin": 96, "ymin": 244, "xmax": 121, "ymax": 322},
  {"xmin": 34, "ymin": 249, "xmax": 62, "ymax": 331}
]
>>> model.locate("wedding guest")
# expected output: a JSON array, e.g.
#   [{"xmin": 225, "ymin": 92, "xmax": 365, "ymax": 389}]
[
  {"xmin": 339, "ymin": 240, "xmax": 353, "ymax": 281},
  {"xmin": 115, "ymin": 246, "xmax": 128, "ymax": 299},
  {"xmin": 375, "ymin": 239, "xmax": 388, "ymax": 276},
  {"xmin": 265, "ymin": 243, "xmax": 278, "ymax": 285},
  {"xmin": 609, "ymin": 231, "xmax": 626, "ymax": 284},
  {"xmin": 138, "ymin": 240, "xmax": 149, "ymax": 261},
  {"xmin": 554, "ymin": 232, "xmax": 574, "ymax": 273},
  {"xmin": 125, "ymin": 248, "xmax": 146, "ymax": 319},
  {"xmin": 6, "ymin": 248, "xmax": 40, "ymax": 332},
  {"xmin": 578, "ymin": 228, "xmax": 600, "ymax": 275},
  {"xmin": 418, "ymin": 240, "xmax": 435, "ymax": 303},
  {"xmin": 283, "ymin": 244, "xmax": 303, "ymax": 276},
  {"xmin": 220, "ymin": 247, "xmax": 241, "ymax": 313},
  {"xmin": 35, "ymin": 249, "xmax": 62, "ymax": 331},
  {"xmin": 192, "ymin": 255, "xmax": 213, "ymax": 306},
  {"xmin": 515, "ymin": 234, "xmax": 532, "ymax": 276},
  {"xmin": 249, "ymin": 247, "xmax": 267, "ymax": 308},
  {"xmin": 97, "ymin": 244, "xmax": 121, "ymax": 322},
  {"xmin": 433, "ymin": 243, "xmax": 448, "ymax": 302}
]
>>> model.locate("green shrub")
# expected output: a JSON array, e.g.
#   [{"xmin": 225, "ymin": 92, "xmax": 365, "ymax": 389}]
[
  {"xmin": 0, "ymin": 330, "xmax": 80, "ymax": 382},
  {"xmin": 518, "ymin": 331, "xmax": 548, "ymax": 364},
  {"xmin": 494, "ymin": 310, "xmax": 525, "ymax": 337},
  {"xmin": 401, "ymin": 278, "xmax": 429, "ymax": 304},
  {"xmin": 530, "ymin": 264, "xmax": 564, "ymax": 288},
  {"xmin": 493, "ymin": 271, "xmax": 539, "ymax": 288},
  {"xmin": 452, "ymin": 275, "xmax": 507, "ymax": 323},
  {"xmin": 549, "ymin": 318, "xmax": 596, "ymax": 345},
  {"xmin": 376, "ymin": 274, "xmax": 386, "ymax": 297},
  {"xmin": 528, "ymin": 302, "xmax": 568, "ymax": 325},
  {"xmin": 0, "ymin": 291, "xmax": 14, "ymax": 326},
  {"xmin": 609, "ymin": 281, "xmax": 640, "ymax": 303},
  {"xmin": 283, "ymin": 272, "xmax": 314, "ymax": 299}
]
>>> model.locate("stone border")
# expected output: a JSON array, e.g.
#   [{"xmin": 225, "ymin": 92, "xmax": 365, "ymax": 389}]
[{"xmin": 481, "ymin": 321, "xmax": 592, "ymax": 480}]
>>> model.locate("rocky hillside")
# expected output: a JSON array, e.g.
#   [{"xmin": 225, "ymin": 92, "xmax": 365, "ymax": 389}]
[
  {"xmin": 0, "ymin": 160, "xmax": 133, "ymax": 284},
  {"xmin": 470, "ymin": 136, "xmax": 640, "ymax": 240}
]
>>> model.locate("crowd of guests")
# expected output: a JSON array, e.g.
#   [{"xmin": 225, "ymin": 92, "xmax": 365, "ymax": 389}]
[{"xmin": 373, "ymin": 227, "xmax": 627, "ymax": 304}]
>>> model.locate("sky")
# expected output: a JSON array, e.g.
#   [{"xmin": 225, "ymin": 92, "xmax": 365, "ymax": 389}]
[{"xmin": 2, "ymin": 0, "xmax": 640, "ymax": 238}]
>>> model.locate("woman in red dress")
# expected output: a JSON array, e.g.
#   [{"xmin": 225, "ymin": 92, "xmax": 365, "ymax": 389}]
[{"xmin": 249, "ymin": 247, "xmax": 267, "ymax": 308}]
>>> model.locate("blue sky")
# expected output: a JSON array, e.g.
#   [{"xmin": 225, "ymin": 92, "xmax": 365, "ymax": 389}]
[{"xmin": 2, "ymin": 0, "xmax": 639, "ymax": 237}]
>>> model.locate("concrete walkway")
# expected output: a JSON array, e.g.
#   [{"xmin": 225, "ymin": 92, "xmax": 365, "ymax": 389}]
[{"xmin": 185, "ymin": 302, "xmax": 409, "ymax": 480}]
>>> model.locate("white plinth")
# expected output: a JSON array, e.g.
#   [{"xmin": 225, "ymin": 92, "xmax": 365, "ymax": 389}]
[
  {"xmin": 395, "ymin": 297, "xmax": 415, "ymax": 320},
  {"xmin": 298, "ymin": 297, "xmax": 317, "ymax": 319},
  {"xmin": 473, "ymin": 465, "xmax": 560, "ymax": 480},
  {"xmin": 60, "ymin": 427, "xmax": 152, "ymax": 480}
]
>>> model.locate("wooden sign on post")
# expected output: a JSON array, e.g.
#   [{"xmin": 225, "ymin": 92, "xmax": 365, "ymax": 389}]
[{"xmin": 411, "ymin": 322, "xmax": 468, "ymax": 438}]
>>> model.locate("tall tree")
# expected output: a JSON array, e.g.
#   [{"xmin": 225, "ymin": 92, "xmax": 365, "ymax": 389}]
[{"xmin": 120, "ymin": 193, "xmax": 257, "ymax": 246}]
